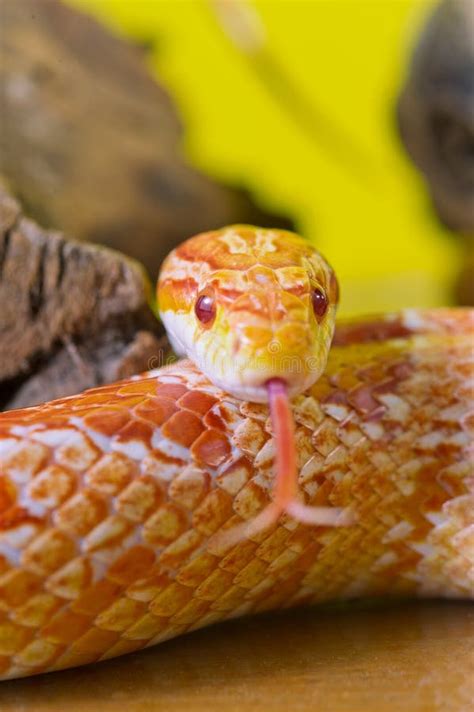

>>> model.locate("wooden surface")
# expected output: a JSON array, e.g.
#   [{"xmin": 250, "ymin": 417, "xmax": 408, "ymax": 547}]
[{"xmin": 0, "ymin": 601, "xmax": 472, "ymax": 712}]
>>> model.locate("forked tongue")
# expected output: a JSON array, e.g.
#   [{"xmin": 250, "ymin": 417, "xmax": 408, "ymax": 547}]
[{"xmin": 266, "ymin": 378, "xmax": 350, "ymax": 527}]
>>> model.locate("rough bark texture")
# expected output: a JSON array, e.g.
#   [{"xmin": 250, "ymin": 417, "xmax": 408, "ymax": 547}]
[
  {"xmin": 0, "ymin": 181, "xmax": 169, "ymax": 412},
  {"xmin": 0, "ymin": 0, "xmax": 291, "ymax": 279}
]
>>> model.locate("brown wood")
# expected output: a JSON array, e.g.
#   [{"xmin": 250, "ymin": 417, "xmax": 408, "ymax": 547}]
[
  {"xmin": 0, "ymin": 181, "xmax": 168, "ymax": 411},
  {"xmin": 0, "ymin": 601, "xmax": 471, "ymax": 711}
]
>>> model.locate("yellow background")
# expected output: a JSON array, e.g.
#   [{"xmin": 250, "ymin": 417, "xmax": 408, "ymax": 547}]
[{"xmin": 68, "ymin": 0, "xmax": 457, "ymax": 316}]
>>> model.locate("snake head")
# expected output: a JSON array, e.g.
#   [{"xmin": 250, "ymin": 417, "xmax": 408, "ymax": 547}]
[{"xmin": 157, "ymin": 225, "xmax": 338, "ymax": 402}]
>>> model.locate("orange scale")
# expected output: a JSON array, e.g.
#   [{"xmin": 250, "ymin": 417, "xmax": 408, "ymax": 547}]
[
  {"xmin": 117, "ymin": 398, "xmax": 154, "ymax": 414},
  {"xmin": 26, "ymin": 465, "xmax": 76, "ymax": 508},
  {"xmin": 322, "ymin": 389, "xmax": 349, "ymax": 406},
  {"xmin": 84, "ymin": 409, "xmax": 131, "ymax": 437},
  {"xmin": 333, "ymin": 318, "xmax": 410, "ymax": 346},
  {"xmin": 83, "ymin": 515, "xmax": 133, "ymax": 554},
  {"xmin": 71, "ymin": 627, "xmax": 120, "ymax": 656},
  {"xmin": 0, "ymin": 416, "xmax": 23, "ymax": 430},
  {"xmin": 202, "ymin": 409, "xmax": 226, "ymax": 431},
  {"xmin": 143, "ymin": 504, "xmax": 189, "ymax": 547},
  {"xmin": 114, "ymin": 419, "xmax": 154, "ymax": 447},
  {"xmin": 71, "ymin": 579, "xmax": 122, "ymax": 618},
  {"xmin": 0, "ymin": 476, "xmax": 16, "ymax": 515},
  {"xmin": 203, "ymin": 403, "xmax": 240, "ymax": 432},
  {"xmin": 72, "ymin": 406, "xmax": 124, "ymax": 423},
  {"xmin": 116, "ymin": 476, "xmax": 164, "ymax": 522},
  {"xmin": 56, "ymin": 490, "xmax": 108, "ymax": 538},
  {"xmin": 0, "ymin": 569, "xmax": 43, "ymax": 608},
  {"xmin": 0, "ymin": 408, "xmax": 35, "ymax": 424},
  {"xmin": 107, "ymin": 545, "xmax": 156, "ymax": 586},
  {"xmin": 46, "ymin": 556, "xmax": 93, "ymax": 600},
  {"xmin": 190, "ymin": 429, "xmax": 231, "ymax": 468},
  {"xmin": 371, "ymin": 378, "xmax": 400, "ymax": 395},
  {"xmin": 143, "ymin": 451, "xmax": 186, "ymax": 474},
  {"xmin": 356, "ymin": 362, "xmax": 386, "ymax": 382},
  {"xmin": 0, "ymin": 621, "xmax": 35, "ymax": 656},
  {"xmin": 0, "ymin": 656, "xmax": 11, "ymax": 676},
  {"xmin": 0, "ymin": 425, "xmax": 16, "ymax": 438},
  {"xmin": 72, "ymin": 394, "xmax": 118, "ymax": 407},
  {"xmin": 347, "ymin": 384, "xmax": 380, "ymax": 414},
  {"xmin": 161, "ymin": 411, "xmax": 205, "ymax": 448},
  {"xmin": 41, "ymin": 609, "xmax": 92, "ymax": 646},
  {"xmin": 30, "ymin": 415, "xmax": 68, "ymax": 428},
  {"xmin": 117, "ymin": 380, "xmax": 159, "ymax": 397},
  {"xmin": 389, "ymin": 360, "xmax": 415, "ymax": 380},
  {"xmin": 61, "ymin": 403, "xmax": 101, "ymax": 417},
  {"xmin": 133, "ymin": 397, "xmax": 179, "ymax": 427},
  {"xmin": 177, "ymin": 391, "xmax": 218, "ymax": 416},
  {"xmin": 0, "ymin": 505, "xmax": 43, "ymax": 531},
  {"xmin": 21, "ymin": 529, "xmax": 77, "ymax": 577},
  {"xmin": 158, "ymin": 529, "xmax": 204, "ymax": 569},
  {"xmin": 330, "ymin": 368, "xmax": 361, "ymax": 392},
  {"xmin": 125, "ymin": 570, "xmax": 172, "ymax": 602},
  {"xmin": 100, "ymin": 637, "xmax": 148, "ymax": 660},
  {"xmin": 309, "ymin": 378, "xmax": 334, "ymax": 402},
  {"xmin": 155, "ymin": 383, "xmax": 189, "ymax": 400},
  {"xmin": 0, "ymin": 556, "xmax": 10, "ymax": 576}
]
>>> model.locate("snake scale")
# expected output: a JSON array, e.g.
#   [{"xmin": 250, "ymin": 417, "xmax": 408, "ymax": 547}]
[{"xmin": 0, "ymin": 226, "xmax": 472, "ymax": 680}]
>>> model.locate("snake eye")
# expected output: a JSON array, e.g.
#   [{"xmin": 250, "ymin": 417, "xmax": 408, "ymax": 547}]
[
  {"xmin": 195, "ymin": 293, "xmax": 216, "ymax": 325},
  {"xmin": 311, "ymin": 288, "xmax": 328, "ymax": 319}
]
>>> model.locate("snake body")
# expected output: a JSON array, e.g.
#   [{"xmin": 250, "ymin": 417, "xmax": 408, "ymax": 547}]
[{"xmin": 0, "ymin": 227, "xmax": 472, "ymax": 679}]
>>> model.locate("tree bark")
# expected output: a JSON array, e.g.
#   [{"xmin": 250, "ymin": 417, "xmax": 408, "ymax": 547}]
[{"xmin": 0, "ymin": 181, "xmax": 168, "ymax": 412}]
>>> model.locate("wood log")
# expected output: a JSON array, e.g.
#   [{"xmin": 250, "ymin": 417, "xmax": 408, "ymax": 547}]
[{"xmin": 0, "ymin": 180, "xmax": 168, "ymax": 412}]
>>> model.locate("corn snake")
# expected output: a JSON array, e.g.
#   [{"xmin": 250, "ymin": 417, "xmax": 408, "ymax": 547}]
[{"xmin": 0, "ymin": 226, "xmax": 472, "ymax": 679}]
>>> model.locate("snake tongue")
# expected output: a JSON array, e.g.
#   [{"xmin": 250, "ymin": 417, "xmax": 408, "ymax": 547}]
[{"xmin": 266, "ymin": 378, "xmax": 298, "ymax": 506}]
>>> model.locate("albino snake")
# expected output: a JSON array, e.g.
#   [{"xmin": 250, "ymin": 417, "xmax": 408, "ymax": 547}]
[{"xmin": 0, "ymin": 225, "xmax": 472, "ymax": 679}]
